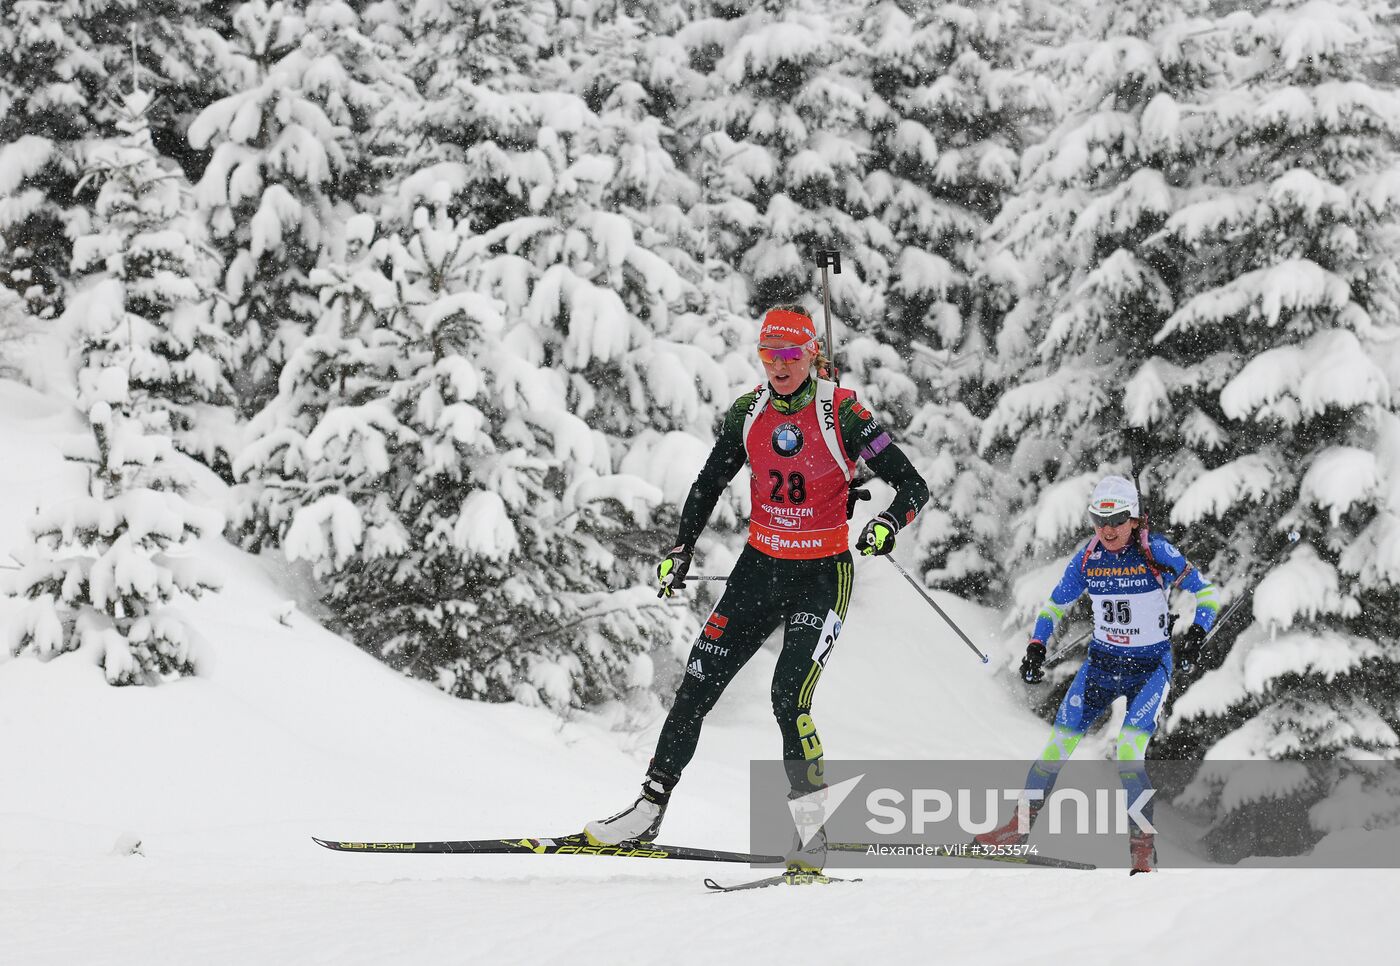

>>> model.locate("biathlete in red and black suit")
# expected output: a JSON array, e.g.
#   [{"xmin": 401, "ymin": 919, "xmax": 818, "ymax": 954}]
[{"xmin": 584, "ymin": 304, "xmax": 930, "ymax": 870}]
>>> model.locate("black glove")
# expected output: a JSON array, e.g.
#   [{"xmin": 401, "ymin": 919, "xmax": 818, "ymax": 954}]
[
  {"xmin": 856, "ymin": 511, "xmax": 899, "ymax": 557},
  {"xmin": 846, "ymin": 485, "xmax": 871, "ymax": 520},
  {"xmin": 656, "ymin": 545, "xmax": 692, "ymax": 598},
  {"xmin": 1020, "ymin": 640, "xmax": 1047, "ymax": 683},
  {"xmin": 1177, "ymin": 623, "xmax": 1207, "ymax": 674}
]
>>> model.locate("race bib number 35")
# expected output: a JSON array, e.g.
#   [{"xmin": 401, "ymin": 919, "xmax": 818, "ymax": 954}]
[{"xmin": 1092, "ymin": 591, "xmax": 1170, "ymax": 647}]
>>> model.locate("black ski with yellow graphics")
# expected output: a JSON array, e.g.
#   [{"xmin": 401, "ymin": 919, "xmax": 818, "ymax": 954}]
[
  {"xmin": 704, "ymin": 870, "xmax": 861, "ymax": 892},
  {"xmin": 312, "ymin": 834, "xmax": 785, "ymax": 865}
]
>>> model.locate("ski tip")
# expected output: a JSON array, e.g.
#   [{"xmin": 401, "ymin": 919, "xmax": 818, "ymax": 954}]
[
  {"xmin": 705, "ymin": 871, "xmax": 861, "ymax": 892},
  {"xmin": 981, "ymin": 654, "xmax": 990, "ymax": 664},
  {"xmin": 311, "ymin": 837, "xmax": 357, "ymax": 851}
]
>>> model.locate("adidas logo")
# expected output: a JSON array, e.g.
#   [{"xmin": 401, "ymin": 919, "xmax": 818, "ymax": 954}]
[{"xmin": 687, "ymin": 658, "xmax": 705, "ymax": 680}]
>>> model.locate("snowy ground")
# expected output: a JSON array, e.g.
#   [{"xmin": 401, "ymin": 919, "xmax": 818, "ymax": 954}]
[{"xmin": 1, "ymin": 377, "xmax": 1395, "ymax": 965}]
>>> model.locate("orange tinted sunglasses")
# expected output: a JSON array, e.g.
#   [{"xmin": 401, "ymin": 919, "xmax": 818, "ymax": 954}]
[{"xmin": 757, "ymin": 340, "xmax": 815, "ymax": 364}]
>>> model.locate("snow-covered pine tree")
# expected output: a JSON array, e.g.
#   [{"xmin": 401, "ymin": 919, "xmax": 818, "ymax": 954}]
[
  {"xmin": 236, "ymin": 206, "xmax": 682, "ymax": 708},
  {"xmin": 675, "ymin": 0, "xmax": 884, "ymax": 324},
  {"xmin": 982, "ymin": 0, "xmax": 1233, "ymax": 670},
  {"xmin": 372, "ymin": 0, "xmax": 739, "ymax": 691},
  {"xmin": 4, "ymin": 65, "xmax": 227, "ymax": 684},
  {"xmin": 0, "ymin": 0, "xmax": 224, "ymax": 319},
  {"xmin": 70, "ymin": 87, "xmax": 234, "ymax": 471},
  {"xmin": 230, "ymin": 210, "xmax": 393, "ymax": 553},
  {"xmin": 653, "ymin": 0, "xmax": 790, "ymax": 422},
  {"xmin": 79, "ymin": 1, "xmax": 236, "ymax": 179},
  {"xmin": 365, "ymin": 0, "xmax": 553, "ymax": 233},
  {"xmin": 188, "ymin": 0, "xmax": 378, "ymax": 417},
  {"xmin": 1146, "ymin": 0, "xmax": 1400, "ymax": 847},
  {"xmin": 532, "ymin": 0, "xmax": 739, "ymax": 479},
  {"xmin": 299, "ymin": 0, "xmax": 405, "ymax": 203},
  {"xmin": 855, "ymin": 0, "xmax": 1045, "ymax": 598},
  {"xmin": 6, "ymin": 365, "xmax": 221, "ymax": 685},
  {"xmin": 376, "ymin": 0, "xmax": 724, "ymax": 451},
  {"xmin": 0, "ymin": 1, "xmax": 107, "ymax": 317}
]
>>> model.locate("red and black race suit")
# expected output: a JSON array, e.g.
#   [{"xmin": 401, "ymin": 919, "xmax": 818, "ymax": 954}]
[
  {"xmin": 653, "ymin": 377, "xmax": 930, "ymax": 792},
  {"xmin": 744, "ymin": 381, "xmax": 856, "ymax": 558}
]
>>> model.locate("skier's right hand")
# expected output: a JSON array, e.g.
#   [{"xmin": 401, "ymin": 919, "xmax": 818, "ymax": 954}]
[
  {"xmin": 657, "ymin": 546, "xmax": 692, "ymax": 598},
  {"xmin": 1020, "ymin": 640, "xmax": 1047, "ymax": 683},
  {"xmin": 846, "ymin": 485, "xmax": 871, "ymax": 520}
]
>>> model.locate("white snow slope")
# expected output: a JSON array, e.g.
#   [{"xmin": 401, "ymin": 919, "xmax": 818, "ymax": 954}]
[{"xmin": 0, "ymin": 378, "xmax": 1394, "ymax": 966}]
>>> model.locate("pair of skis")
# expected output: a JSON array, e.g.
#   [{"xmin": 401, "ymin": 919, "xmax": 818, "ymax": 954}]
[
  {"xmin": 311, "ymin": 834, "xmax": 778, "ymax": 864},
  {"xmin": 312, "ymin": 833, "xmax": 1095, "ymax": 890}
]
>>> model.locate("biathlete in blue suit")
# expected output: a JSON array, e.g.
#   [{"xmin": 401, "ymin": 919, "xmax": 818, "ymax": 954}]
[{"xmin": 976, "ymin": 475, "xmax": 1220, "ymax": 874}]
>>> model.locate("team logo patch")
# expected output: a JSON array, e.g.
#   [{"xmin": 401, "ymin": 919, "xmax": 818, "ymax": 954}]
[{"xmin": 772, "ymin": 422, "xmax": 804, "ymax": 457}]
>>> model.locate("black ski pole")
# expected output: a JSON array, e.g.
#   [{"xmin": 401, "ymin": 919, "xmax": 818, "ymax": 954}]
[
  {"xmin": 1185, "ymin": 530, "xmax": 1301, "ymax": 670},
  {"xmin": 885, "ymin": 557, "xmax": 990, "ymax": 663},
  {"xmin": 1044, "ymin": 626, "xmax": 1091, "ymax": 667},
  {"xmin": 815, "ymin": 248, "xmax": 871, "ymax": 524},
  {"xmin": 815, "ymin": 250, "xmax": 841, "ymax": 384}
]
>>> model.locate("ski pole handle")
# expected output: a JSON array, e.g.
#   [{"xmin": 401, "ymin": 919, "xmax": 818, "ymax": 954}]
[
  {"xmin": 885, "ymin": 557, "xmax": 990, "ymax": 663},
  {"xmin": 815, "ymin": 249, "xmax": 841, "ymax": 384}
]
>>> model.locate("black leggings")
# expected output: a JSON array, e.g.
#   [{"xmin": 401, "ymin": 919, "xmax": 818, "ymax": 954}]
[{"xmin": 652, "ymin": 545, "xmax": 855, "ymax": 794}]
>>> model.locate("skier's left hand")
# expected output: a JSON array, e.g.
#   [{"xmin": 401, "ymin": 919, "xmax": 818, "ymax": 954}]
[
  {"xmin": 856, "ymin": 512, "xmax": 899, "ymax": 556},
  {"xmin": 657, "ymin": 546, "xmax": 692, "ymax": 598},
  {"xmin": 1177, "ymin": 623, "xmax": 1207, "ymax": 674},
  {"xmin": 1020, "ymin": 640, "xmax": 1047, "ymax": 683}
]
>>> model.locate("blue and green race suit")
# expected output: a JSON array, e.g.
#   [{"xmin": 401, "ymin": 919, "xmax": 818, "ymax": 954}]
[{"xmin": 1024, "ymin": 533, "xmax": 1219, "ymax": 818}]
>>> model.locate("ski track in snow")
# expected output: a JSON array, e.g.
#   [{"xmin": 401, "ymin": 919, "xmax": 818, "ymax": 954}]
[
  {"xmin": 1, "ymin": 378, "xmax": 1395, "ymax": 964},
  {"xmin": 2, "ymin": 862, "xmax": 1390, "ymax": 965}
]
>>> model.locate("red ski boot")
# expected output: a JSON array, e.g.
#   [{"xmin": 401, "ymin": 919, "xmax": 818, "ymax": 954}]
[
  {"xmin": 974, "ymin": 803, "xmax": 1042, "ymax": 848},
  {"xmin": 1129, "ymin": 827, "xmax": 1156, "ymax": 875}
]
